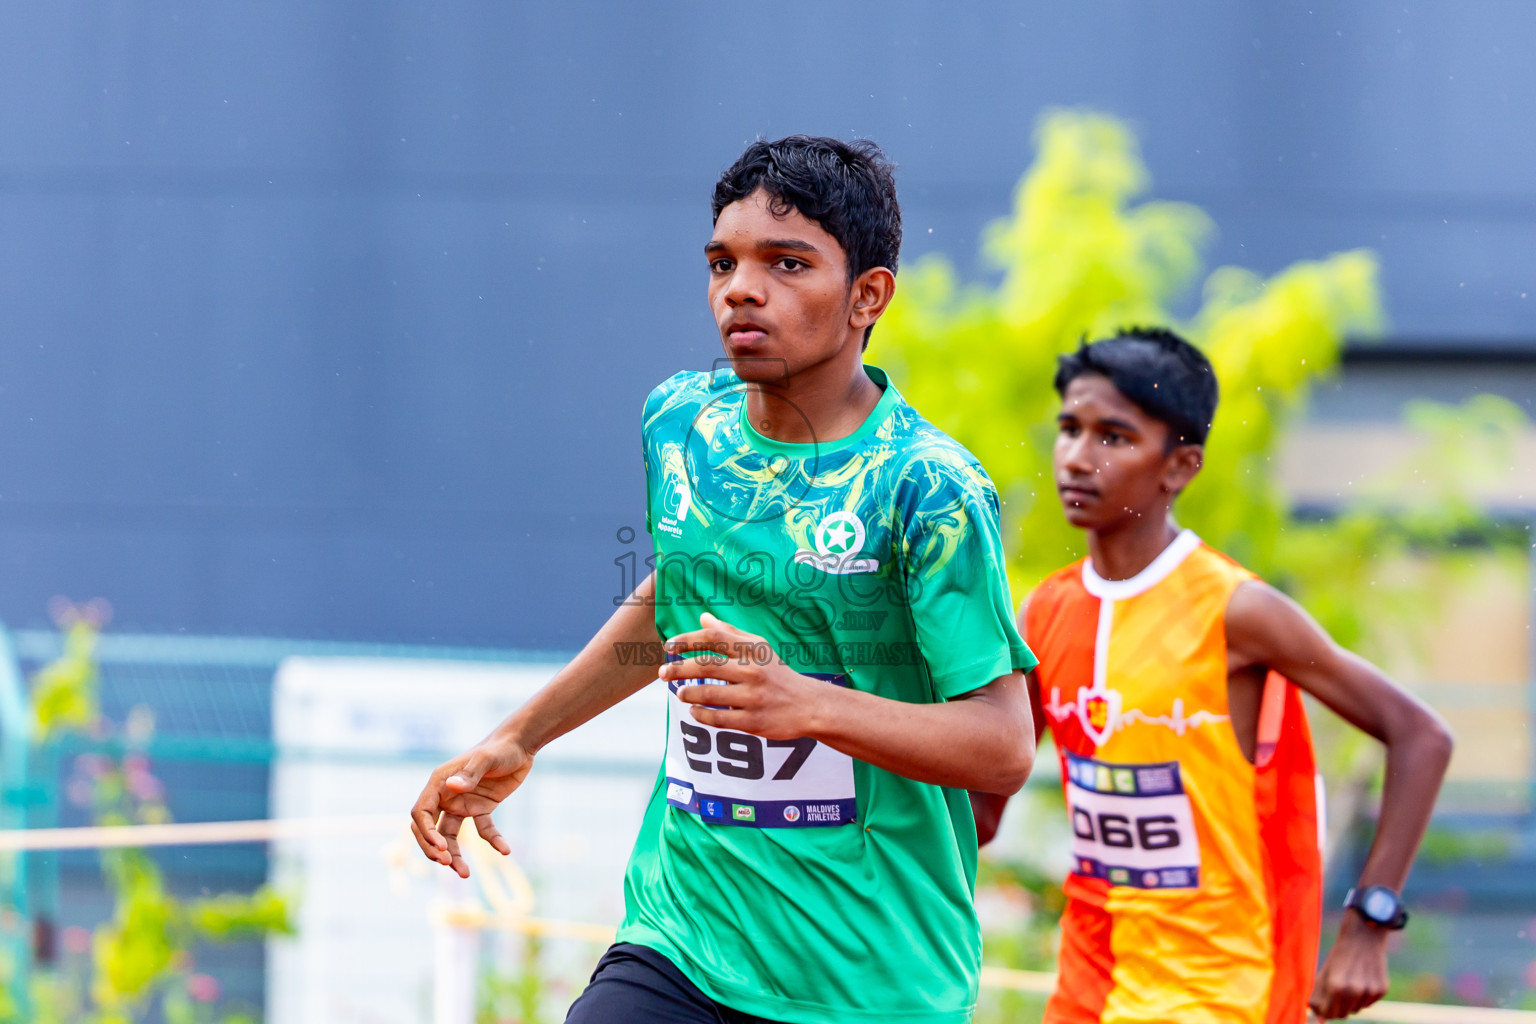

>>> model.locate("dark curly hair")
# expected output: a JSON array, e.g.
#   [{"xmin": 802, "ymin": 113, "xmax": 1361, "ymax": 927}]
[
  {"xmin": 1053, "ymin": 327, "xmax": 1219, "ymax": 447},
  {"xmin": 713, "ymin": 136, "xmax": 902, "ymax": 346}
]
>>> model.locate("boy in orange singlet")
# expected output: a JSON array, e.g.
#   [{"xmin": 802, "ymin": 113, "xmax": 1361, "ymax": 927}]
[{"xmin": 972, "ymin": 328, "xmax": 1454, "ymax": 1023}]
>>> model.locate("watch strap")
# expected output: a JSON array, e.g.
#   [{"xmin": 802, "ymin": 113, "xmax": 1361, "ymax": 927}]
[{"xmin": 1344, "ymin": 885, "xmax": 1409, "ymax": 930}]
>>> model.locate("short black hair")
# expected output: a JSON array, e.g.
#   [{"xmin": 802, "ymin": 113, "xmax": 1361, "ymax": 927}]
[
  {"xmin": 1053, "ymin": 327, "xmax": 1219, "ymax": 447},
  {"xmin": 713, "ymin": 136, "xmax": 901, "ymax": 346}
]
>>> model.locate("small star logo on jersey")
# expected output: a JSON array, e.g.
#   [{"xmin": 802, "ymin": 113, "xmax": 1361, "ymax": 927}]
[
  {"xmin": 819, "ymin": 515, "xmax": 858, "ymax": 554},
  {"xmin": 793, "ymin": 510, "xmax": 879, "ymax": 575}
]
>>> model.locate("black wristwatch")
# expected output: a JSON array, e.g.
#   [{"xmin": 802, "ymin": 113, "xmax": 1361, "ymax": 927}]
[{"xmin": 1343, "ymin": 885, "xmax": 1409, "ymax": 930}]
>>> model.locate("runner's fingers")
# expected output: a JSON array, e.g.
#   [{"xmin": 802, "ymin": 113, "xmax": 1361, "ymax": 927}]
[
  {"xmin": 410, "ymin": 794, "xmax": 448, "ymax": 853},
  {"xmin": 1307, "ymin": 986, "xmax": 1332, "ymax": 1020},
  {"xmin": 661, "ymin": 632, "xmax": 736, "ymax": 661},
  {"xmin": 662, "ymin": 660, "xmax": 759, "ymax": 690},
  {"xmin": 666, "ymin": 622, "xmax": 763, "ymax": 657},
  {"xmin": 687, "ymin": 706, "xmax": 755, "ymax": 730},
  {"xmin": 697, "ymin": 613, "xmax": 762, "ymax": 645},
  {"xmin": 445, "ymin": 753, "xmax": 489, "ymax": 793},
  {"xmin": 410, "ymin": 816, "xmax": 448, "ymax": 863},
  {"xmin": 441, "ymin": 792, "xmax": 505, "ymax": 817},
  {"xmin": 677, "ymin": 683, "xmax": 752, "ymax": 708},
  {"xmin": 1324, "ymin": 984, "xmax": 1365, "ymax": 1021},
  {"xmin": 474, "ymin": 814, "xmax": 511, "ymax": 856},
  {"xmin": 1349, "ymin": 983, "xmax": 1385, "ymax": 1017},
  {"xmin": 439, "ymin": 814, "xmax": 472, "ymax": 878}
]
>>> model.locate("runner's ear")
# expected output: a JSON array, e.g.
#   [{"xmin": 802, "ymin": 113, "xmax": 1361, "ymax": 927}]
[{"xmin": 1161, "ymin": 444, "xmax": 1203, "ymax": 495}]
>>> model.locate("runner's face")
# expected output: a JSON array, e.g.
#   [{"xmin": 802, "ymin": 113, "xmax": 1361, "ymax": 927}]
[
  {"xmin": 1053, "ymin": 374, "xmax": 1189, "ymax": 531},
  {"xmin": 707, "ymin": 189, "xmax": 857, "ymax": 382}
]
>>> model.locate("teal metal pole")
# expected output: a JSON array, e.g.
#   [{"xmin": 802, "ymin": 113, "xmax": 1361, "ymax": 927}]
[{"xmin": 0, "ymin": 623, "xmax": 32, "ymax": 1019}]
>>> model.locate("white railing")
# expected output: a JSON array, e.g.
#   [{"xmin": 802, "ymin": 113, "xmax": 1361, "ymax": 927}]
[{"xmin": 4, "ymin": 818, "xmax": 1531, "ymax": 1024}]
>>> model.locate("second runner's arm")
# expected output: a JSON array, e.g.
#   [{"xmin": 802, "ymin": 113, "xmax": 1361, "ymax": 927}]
[{"xmin": 1225, "ymin": 580, "xmax": 1453, "ymax": 1021}]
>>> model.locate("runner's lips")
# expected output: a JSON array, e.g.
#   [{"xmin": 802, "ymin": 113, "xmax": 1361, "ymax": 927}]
[
  {"xmin": 1059, "ymin": 483, "xmax": 1099, "ymax": 503},
  {"xmin": 724, "ymin": 321, "xmax": 769, "ymax": 343}
]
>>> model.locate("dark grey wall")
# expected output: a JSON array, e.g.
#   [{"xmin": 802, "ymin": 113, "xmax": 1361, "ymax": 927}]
[{"xmin": 0, "ymin": 2, "xmax": 1532, "ymax": 647}]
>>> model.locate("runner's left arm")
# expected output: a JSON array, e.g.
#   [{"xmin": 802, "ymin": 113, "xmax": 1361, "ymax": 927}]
[
  {"xmin": 1225, "ymin": 579, "xmax": 1454, "ymax": 1021},
  {"xmin": 664, "ymin": 613, "xmax": 1034, "ymax": 795}
]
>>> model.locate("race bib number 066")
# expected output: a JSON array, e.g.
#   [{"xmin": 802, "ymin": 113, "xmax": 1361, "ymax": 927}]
[
  {"xmin": 664, "ymin": 671, "xmax": 856, "ymax": 828},
  {"xmin": 1065, "ymin": 751, "xmax": 1201, "ymax": 890}
]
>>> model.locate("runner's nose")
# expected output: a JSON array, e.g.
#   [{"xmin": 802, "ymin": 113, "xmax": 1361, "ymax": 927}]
[{"xmin": 721, "ymin": 262, "xmax": 767, "ymax": 308}]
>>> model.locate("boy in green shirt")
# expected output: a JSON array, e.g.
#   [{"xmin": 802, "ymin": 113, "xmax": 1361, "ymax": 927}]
[{"xmin": 411, "ymin": 135, "xmax": 1037, "ymax": 1023}]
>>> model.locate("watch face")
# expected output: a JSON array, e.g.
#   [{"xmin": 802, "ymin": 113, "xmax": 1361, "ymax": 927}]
[{"xmin": 1362, "ymin": 888, "xmax": 1397, "ymax": 922}]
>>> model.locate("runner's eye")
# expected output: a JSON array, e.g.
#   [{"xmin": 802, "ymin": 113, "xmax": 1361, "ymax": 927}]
[
  {"xmin": 776, "ymin": 257, "xmax": 806, "ymax": 271},
  {"xmin": 710, "ymin": 258, "xmax": 734, "ymax": 274}
]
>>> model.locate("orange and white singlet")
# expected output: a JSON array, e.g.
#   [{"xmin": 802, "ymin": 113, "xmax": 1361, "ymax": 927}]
[{"xmin": 1028, "ymin": 531, "xmax": 1322, "ymax": 1024}]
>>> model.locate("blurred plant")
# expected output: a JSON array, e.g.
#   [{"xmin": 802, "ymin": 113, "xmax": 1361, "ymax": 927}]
[
  {"xmin": 31, "ymin": 600, "xmax": 111, "ymax": 740},
  {"xmin": 12, "ymin": 600, "xmax": 293, "ymax": 1024},
  {"xmin": 477, "ymin": 936, "xmax": 551, "ymax": 1024},
  {"xmin": 878, "ymin": 107, "xmax": 1526, "ymax": 993},
  {"xmin": 1414, "ymin": 824, "xmax": 1512, "ymax": 868},
  {"xmin": 972, "ymin": 985, "xmax": 1047, "ymax": 1024}
]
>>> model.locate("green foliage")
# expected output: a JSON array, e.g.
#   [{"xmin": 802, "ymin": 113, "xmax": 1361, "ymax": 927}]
[
  {"xmin": 1413, "ymin": 824, "xmax": 1511, "ymax": 868},
  {"xmin": 477, "ymin": 937, "xmax": 551, "ymax": 1024},
  {"xmin": 973, "ymin": 985, "xmax": 1047, "ymax": 1024},
  {"xmin": 876, "ymin": 109, "xmax": 1522, "ymax": 652},
  {"xmin": 93, "ymin": 853, "xmax": 177, "ymax": 1006},
  {"xmin": 31, "ymin": 622, "xmax": 102, "ymax": 740},
  {"xmin": 13, "ymin": 606, "xmax": 294, "ymax": 1024},
  {"xmin": 186, "ymin": 888, "xmax": 293, "ymax": 942}
]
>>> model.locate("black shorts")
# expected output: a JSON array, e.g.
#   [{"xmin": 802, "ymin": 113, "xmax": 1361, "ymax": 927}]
[{"xmin": 565, "ymin": 943, "xmax": 787, "ymax": 1024}]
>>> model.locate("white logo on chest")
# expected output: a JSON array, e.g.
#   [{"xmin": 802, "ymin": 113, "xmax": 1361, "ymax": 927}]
[
  {"xmin": 793, "ymin": 510, "xmax": 879, "ymax": 575},
  {"xmin": 1046, "ymin": 687, "xmax": 1229, "ymax": 746}
]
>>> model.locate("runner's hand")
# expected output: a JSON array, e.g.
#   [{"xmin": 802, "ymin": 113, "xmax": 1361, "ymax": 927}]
[
  {"xmin": 410, "ymin": 739, "xmax": 533, "ymax": 878},
  {"xmin": 662, "ymin": 613, "xmax": 834, "ymax": 741},
  {"xmin": 1308, "ymin": 913, "xmax": 1390, "ymax": 1020}
]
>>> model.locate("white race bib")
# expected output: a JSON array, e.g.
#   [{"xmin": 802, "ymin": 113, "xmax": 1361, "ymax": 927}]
[
  {"xmin": 663, "ymin": 671, "xmax": 856, "ymax": 828},
  {"xmin": 1065, "ymin": 752, "xmax": 1201, "ymax": 889}
]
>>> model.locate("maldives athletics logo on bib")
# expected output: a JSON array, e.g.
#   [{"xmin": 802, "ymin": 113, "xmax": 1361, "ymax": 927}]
[{"xmin": 794, "ymin": 511, "xmax": 879, "ymax": 575}]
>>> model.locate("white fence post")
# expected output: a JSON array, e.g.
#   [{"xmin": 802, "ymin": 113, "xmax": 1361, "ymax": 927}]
[{"xmin": 433, "ymin": 911, "xmax": 477, "ymax": 1024}]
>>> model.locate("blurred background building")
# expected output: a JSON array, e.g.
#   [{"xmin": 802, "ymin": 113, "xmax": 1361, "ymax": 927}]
[{"xmin": 0, "ymin": 3, "xmax": 1532, "ymax": 1020}]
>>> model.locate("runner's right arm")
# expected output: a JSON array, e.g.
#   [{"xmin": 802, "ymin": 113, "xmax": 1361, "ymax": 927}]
[{"xmin": 409, "ymin": 572, "xmax": 665, "ymax": 877}]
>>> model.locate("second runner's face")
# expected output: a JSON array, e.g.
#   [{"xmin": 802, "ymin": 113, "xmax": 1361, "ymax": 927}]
[
  {"xmin": 706, "ymin": 189, "xmax": 857, "ymax": 382},
  {"xmin": 1054, "ymin": 374, "xmax": 1197, "ymax": 531}
]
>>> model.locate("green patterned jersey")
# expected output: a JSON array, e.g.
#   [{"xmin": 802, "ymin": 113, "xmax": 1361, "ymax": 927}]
[{"xmin": 616, "ymin": 364, "xmax": 1035, "ymax": 1024}]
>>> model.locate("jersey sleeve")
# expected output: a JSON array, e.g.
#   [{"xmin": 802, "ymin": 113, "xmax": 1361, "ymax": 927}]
[
  {"xmin": 642, "ymin": 386, "xmax": 660, "ymax": 535},
  {"xmin": 641, "ymin": 372, "xmax": 693, "ymax": 536},
  {"xmin": 896, "ymin": 453, "xmax": 1037, "ymax": 699}
]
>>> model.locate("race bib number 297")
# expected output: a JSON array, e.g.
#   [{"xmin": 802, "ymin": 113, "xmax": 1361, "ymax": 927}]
[
  {"xmin": 664, "ymin": 671, "xmax": 856, "ymax": 828},
  {"xmin": 1065, "ymin": 751, "xmax": 1201, "ymax": 890}
]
